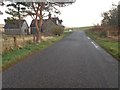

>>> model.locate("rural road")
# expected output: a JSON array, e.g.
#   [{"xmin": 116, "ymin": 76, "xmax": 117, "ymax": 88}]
[{"xmin": 2, "ymin": 31, "xmax": 118, "ymax": 88}]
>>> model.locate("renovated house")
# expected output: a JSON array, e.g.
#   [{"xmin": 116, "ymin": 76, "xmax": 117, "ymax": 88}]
[{"xmin": 4, "ymin": 19, "xmax": 29, "ymax": 35}]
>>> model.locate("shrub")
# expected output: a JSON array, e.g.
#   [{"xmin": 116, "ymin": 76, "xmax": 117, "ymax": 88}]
[
  {"xmin": 51, "ymin": 25, "xmax": 64, "ymax": 36},
  {"xmin": 99, "ymin": 31, "xmax": 107, "ymax": 38}
]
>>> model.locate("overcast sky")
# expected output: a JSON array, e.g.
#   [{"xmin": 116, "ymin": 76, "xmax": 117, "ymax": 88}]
[{"xmin": 0, "ymin": 0, "xmax": 119, "ymax": 27}]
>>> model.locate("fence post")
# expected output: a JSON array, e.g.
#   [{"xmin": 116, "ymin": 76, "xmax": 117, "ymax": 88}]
[{"xmin": 13, "ymin": 36, "xmax": 17, "ymax": 47}]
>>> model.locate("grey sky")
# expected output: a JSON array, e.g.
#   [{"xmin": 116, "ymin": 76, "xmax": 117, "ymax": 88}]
[{"xmin": 0, "ymin": 0, "xmax": 119, "ymax": 27}]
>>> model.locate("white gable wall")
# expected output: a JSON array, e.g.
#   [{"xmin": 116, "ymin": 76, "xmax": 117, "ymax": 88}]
[{"xmin": 21, "ymin": 21, "xmax": 29, "ymax": 34}]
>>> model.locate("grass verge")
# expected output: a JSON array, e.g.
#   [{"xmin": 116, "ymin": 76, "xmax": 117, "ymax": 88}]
[
  {"xmin": 2, "ymin": 32, "xmax": 71, "ymax": 71},
  {"xmin": 85, "ymin": 30, "xmax": 120, "ymax": 61}
]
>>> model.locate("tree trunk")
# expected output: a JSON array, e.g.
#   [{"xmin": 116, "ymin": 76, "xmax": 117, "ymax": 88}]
[
  {"xmin": 39, "ymin": 6, "xmax": 43, "ymax": 42},
  {"xmin": 35, "ymin": 3, "xmax": 44, "ymax": 43},
  {"xmin": 35, "ymin": 16, "xmax": 40, "ymax": 43}
]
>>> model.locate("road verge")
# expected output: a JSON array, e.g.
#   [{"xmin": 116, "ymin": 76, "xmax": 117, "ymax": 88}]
[
  {"xmin": 85, "ymin": 29, "xmax": 120, "ymax": 61},
  {"xmin": 2, "ymin": 32, "xmax": 71, "ymax": 71}
]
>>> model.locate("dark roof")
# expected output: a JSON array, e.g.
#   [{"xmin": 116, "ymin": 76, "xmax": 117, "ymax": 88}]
[
  {"xmin": 50, "ymin": 17, "xmax": 59, "ymax": 24},
  {"xmin": 30, "ymin": 17, "xmax": 59, "ymax": 27},
  {"xmin": 5, "ymin": 19, "xmax": 28, "ymax": 29}
]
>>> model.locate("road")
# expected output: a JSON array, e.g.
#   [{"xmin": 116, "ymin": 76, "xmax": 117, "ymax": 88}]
[{"xmin": 2, "ymin": 31, "xmax": 118, "ymax": 88}]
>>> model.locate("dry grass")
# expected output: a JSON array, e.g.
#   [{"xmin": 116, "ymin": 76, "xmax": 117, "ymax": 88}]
[
  {"xmin": 2, "ymin": 35, "xmax": 55, "ymax": 54},
  {"xmin": 90, "ymin": 26, "xmax": 119, "ymax": 41}
]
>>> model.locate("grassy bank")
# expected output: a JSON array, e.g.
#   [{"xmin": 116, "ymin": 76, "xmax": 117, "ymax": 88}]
[
  {"xmin": 85, "ymin": 30, "xmax": 120, "ymax": 61},
  {"xmin": 2, "ymin": 32, "xmax": 71, "ymax": 71}
]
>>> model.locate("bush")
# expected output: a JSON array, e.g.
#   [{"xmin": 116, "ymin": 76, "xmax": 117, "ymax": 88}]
[
  {"xmin": 51, "ymin": 25, "xmax": 64, "ymax": 36},
  {"xmin": 99, "ymin": 31, "xmax": 107, "ymax": 38}
]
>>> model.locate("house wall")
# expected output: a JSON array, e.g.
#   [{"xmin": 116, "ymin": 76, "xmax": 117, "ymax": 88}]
[
  {"xmin": 42, "ymin": 20, "xmax": 57, "ymax": 35},
  {"xmin": 21, "ymin": 21, "xmax": 29, "ymax": 34},
  {"xmin": 5, "ymin": 21, "xmax": 29, "ymax": 35},
  {"xmin": 31, "ymin": 27, "xmax": 38, "ymax": 34},
  {"xmin": 30, "ymin": 19, "xmax": 64, "ymax": 35},
  {"xmin": 5, "ymin": 29, "xmax": 22, "ymax": 35}
]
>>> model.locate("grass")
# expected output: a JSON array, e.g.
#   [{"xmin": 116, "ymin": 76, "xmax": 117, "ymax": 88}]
[
  {"xmin": 2, "ymin": 32, "xmax": 71, "ymax": 71},
  {"xmin": 64, "ymin": 26, "xmax": 94, "ymax": 31},
  {"xmin": 85, "ymin": 30, "xmax": 120, "ymax": 61},
  {"xmin": 75, "ymin": 26, "xmax": 94, "ymax": 31},
  {"xmin": 73, "ymin": 26, "xmax": 94, "ymax": 31}
]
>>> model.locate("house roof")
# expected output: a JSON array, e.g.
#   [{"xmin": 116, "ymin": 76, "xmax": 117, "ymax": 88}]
[
  {"xmin": 30, "ymin": 17, "xmax": 59, "ymax": 27},
  {"xmin": 4, "ymin": 19, "xmax": 28, "ymax": 29}
]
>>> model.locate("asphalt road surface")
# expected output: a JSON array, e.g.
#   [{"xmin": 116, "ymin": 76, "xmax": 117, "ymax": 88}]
[{"xmin": 2, "ymin": 31, "xmax": 118, "ymax": 88}]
